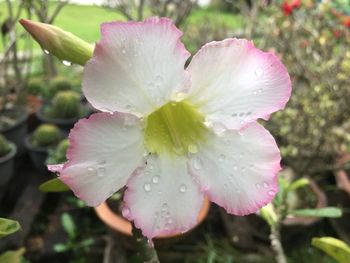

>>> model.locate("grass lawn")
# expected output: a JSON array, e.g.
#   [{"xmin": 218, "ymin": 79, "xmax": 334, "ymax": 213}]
[{"xmin": 0, "ymin": 2, "xmax": 243, "ymax": 49}]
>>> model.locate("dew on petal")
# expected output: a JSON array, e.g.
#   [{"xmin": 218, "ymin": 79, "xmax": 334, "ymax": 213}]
[
  {"xmin": 192, "ymin": 157, "xmax": 203, "ymax": 170},
  {"xmin": 213, "ymin": 122, "xmax": 226, "ymax": 134},
  {"xmin": 255, "ymin": 68, "xmax": 263, "ymax": 77},
  {"xmin": 87, "ymin": 167, "xmax": 97, "ymax": 176},
  {"xmin": 152, "ymin": 176, "xmax": 159, "ymax": 184},
  {"xmin": 144, "ymin": 183, "xmax": 152, "ymax": 192},
  {"xmin": 179, "ymin": 184, "xmax": 187, "ymax": 193},
  {"xmin": 121, "ymin": 48, "xmax": 126, "ymax": 54},
  {"xmin": 188, "ymin": 143, "xmax": 198, "ymax": 154},
  {"xmin": 263, "ymin": 182, "xmax": 269, "ymax": 188},
  {"xmin": 218, "ymin": 154, "xmax": 226, "ymax": 162},
  {"xmin": 97, "ymin": 167, "xmax": 106, "ymax": 177},
  {"xmin": 256, "ymin": 183, "xmax": 261, "ymax": 189},
  {"xmin": 268, "ymin": 190, "xmax": 275, "ymax": 196},
  {"xmin": 155, "ymin": 75, "xmax": 163, "ymax": 85}
]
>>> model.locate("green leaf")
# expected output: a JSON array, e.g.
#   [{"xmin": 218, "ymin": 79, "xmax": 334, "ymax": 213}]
[
  {"xmin": 0, "ymin": 248, "xmax": 25, "ymax": 263},
  {"xmin": 79, "ymin": 238, "xmax": 94, "ymax": 248},
  {"xmin": 61, "ymin": 213, "xmax": 76, "ymax": 239},
  {"xmin": 39, "ymin": 178, "xmax": 70, "ymax": 192},
  {"xmin": 20, "ymin": 19, "xmax": 93, "ymax": 66},
  {"xmin": 287, "ymin": 178, "xmax": 310, "ymax": 192},
  {"xmin": 0, "ymin": 218, "xmax": 21, "ymax": 238},
  {"xmin": 312, "ymin": 237, "xmax": 350, "ymax": 263},
  {"xmin": 54, "ymin": 243, "xmax": 69, "ymax": 253},
  {"xmin": 290, "ymin": 207, "xmax": 342, "ymax": 218},
  {"xmin": 260, "ymin": 203, "xmax": 278, "ymax": 226}
]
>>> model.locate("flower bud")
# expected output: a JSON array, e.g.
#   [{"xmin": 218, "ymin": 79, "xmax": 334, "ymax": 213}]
[{"xmin": 20, "ymin": 19, "xmax": 93, "ymax": 66}]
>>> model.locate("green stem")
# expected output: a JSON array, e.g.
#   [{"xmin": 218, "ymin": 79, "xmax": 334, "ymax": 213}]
[{"xmin": 131, "ymin": 222, "xmax": 159, "ymax": 263}]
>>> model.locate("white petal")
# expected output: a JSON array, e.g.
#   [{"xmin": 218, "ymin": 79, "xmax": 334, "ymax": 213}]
[
  {"xmin": 186, "ymin": 39, "xmax": 291, "ymax": 129},
  {"xmin": 123, "ymin": 154, "xmax": 204, "ymax": 239},
  {"xmin": 83, "ymin": 17, "xmax": 190, "ymax": 115},
  {"xmin": 57, "ymin": 112, "xmax": 145, "ymax": 206},
  {"xmin": 188, "ymin": 122, "xmax": 281, "ymax": 215}
]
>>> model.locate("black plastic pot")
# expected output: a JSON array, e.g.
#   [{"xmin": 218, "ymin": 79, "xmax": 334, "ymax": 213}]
[
  {"xmin": 0, "ymin": 107, "xmax": 28, "ymax": 156},
  {"xmin": 25, "ymin": 135, "xmax": 50, "ymax": 173},
  {"xmin": 36, "ymin": 104, "xmax": 90, "ymax": 133},
  {"xmin": 0, "ymin": 142, "xmax": 17, "ymax": 187}
]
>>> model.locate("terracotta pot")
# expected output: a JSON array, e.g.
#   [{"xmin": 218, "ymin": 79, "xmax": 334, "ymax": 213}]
[
  {"xmin": 334, "ymin": 153, "xmax": 350, "ymax": 196},
  {"xmin": 95, "ymin": 197, "xmax": 210, "ymax": 248},
  {"xmin": 282, "ymin": 177, "xmax": 327, "ymax": 226}
]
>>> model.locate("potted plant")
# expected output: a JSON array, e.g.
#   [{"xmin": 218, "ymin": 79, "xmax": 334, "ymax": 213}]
[
  {"xmin": 46, "ymin": 138, "xmax": 69, "ymax": 165},
  {"xmin": 45, "ymin": 76, "xmax": 73, "ymax": 100},
  {"xmin": 94, "ymin": 193, "xmax": 210, "ymax": 249},
  {"xmin": 37, "ymin": 90, "xmax": 90, "ymax": 132},
  {"xmin": 25, "ymin": 124, "xmax": 63, "ymax": 173},
  {"xmin": 0, "ymin": 105, "xmax": 28, "ymax": 157},
  {"xmin": 0, "ymin": 134, "xmax": 17, "ymax": 187}
]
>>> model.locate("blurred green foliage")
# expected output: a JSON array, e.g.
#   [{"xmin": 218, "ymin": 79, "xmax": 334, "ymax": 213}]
[{"xmin": 0, "ymin": 134, "xmax": 12, "ymax": 157}]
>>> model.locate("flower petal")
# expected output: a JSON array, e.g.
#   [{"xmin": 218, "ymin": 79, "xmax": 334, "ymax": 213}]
[
  {"xmin": 57, "ymin": 112, "xmax": 145, "ymax": 207},
  {"xmin": 83, "ymin": 17, "xmax": 190, "ymax": 115},
  {"xmin": 186, "ymin": 38, "xmax": 291, "ymax": 129},
  {"xmin": 123, "ymin": 154, "xmax": 204, "ymax": 239},
  {"xmin": 188, "ymin": 122, "xmax": 280, "ymax": 216}
]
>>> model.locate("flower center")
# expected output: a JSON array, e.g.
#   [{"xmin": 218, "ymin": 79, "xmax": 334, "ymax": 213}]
[{"xmin": 144, "ymin": 101, "xmax": 208, "ymax": 155}]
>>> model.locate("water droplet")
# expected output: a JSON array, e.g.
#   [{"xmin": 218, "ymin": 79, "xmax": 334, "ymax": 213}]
[
  {"xmin": 188, "ymin": 143, "xmax": 198, "ymax": 154},
  {"xmin": 122, "ymin": 207, "xmax": 130, "ymax": 217},
  {"xmin": 121, "ymin": 48, "xmax": 126, "ymax": 54},
  {"xmin": 253, "ymin": 91, "xmax": 257, "ymax": 95},
  {"xmin": 62, "ymin": 60, "xmax": 72, "ymax": 66},
  {"xmin": 152, "ymin": 176, "xmax": 159, "ymax": 184},
  {"xmin": 224, "ymin": 139, "xmax": 231, "ymax": 145},
  {"xmin": 43, "ymin": 49, "xmax": 50, "ymax": 54},
  {"xmin": 239, "ymin": 112, "xmax": 245, "ymax": 117},
  {"xmin": 162, "ymin": 203, "xmax": 168, "ymax": 210},
  {"xmin": 255, "ymin": 68, "xmax": 263, "ymax": 77},
  {"xmin": 213, "ymin": 122, "xmax": 226, "ymax": 134},
  {"xmin": 155, "ymin": 75, "xmax": 163, "ymax": 85},
  {"xmin": 87, "ymin": 167, "xmax": 97, "ymax": 176},
  {"xmin": 167, "ymin": 218, "xmax": 173, "ymax": 224},
  {"xmin": 246, "ymin": 112, "xmax": 252, "ymax": 116},
  {"xmin": 231, "ymin": 113, "xmax": 237, "ymax": 117},
  {"xmin": 268, "ymin": 190, "xmax": 275, "ymax": 196},
  {"xmin": 192, "ymin": 157, "xmax": 203, "ymax": 170},
  {"xmin": 144, "ymin": 183, "xmax": 152, "ymax": 192},
  {"xmin": 258, "ymin": 88, "xmax": 263, "ymax": 93},
  {"xmin": 233, "ymin": 166, "xmax": 238, "ymax": 171},
  {"xmin": 179, "ymin": 184, "xmax": 187, "ymax": 193},
  {"xmin": 97, "ymin": 167, "xmax": 106, "ymax": 177},
  {"xmin": 204, "ymin": 121, "xmax": 211, "ymax": 127},
  {"xmin": 219, "ymin": 154, "xmax": 226, "ymax": 162},
  {"xmin": 241, "ymin": 166, "xmax": 246, "ymax": 172},
  {"xmin": 164, "ymin": 223, "xmax": 170, "ymax": 230},
  {"xmin": 263, "ymin": 182, "xmax": 269, "ymax": 188},
  {"xmin": 256, "ymin": 183, "xmax": 261, "ymax": 189}
]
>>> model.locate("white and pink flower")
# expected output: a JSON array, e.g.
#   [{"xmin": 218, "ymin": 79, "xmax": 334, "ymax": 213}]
[{"xmin": 49, "ymin": 17, "xmax": 291, "ymax": 239}]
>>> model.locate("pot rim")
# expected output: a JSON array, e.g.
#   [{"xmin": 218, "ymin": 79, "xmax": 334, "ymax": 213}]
[
  {"xmin": 24, "ymin": 132, "xmax": 65, "ymax": 153},
  {"xmin": 0, "ymin": 142, "xmax": 17, "ymax": 163},
  {"xmin": 94, "ymin": 197, "xmax": 210, "ymax": 239},
  {"xmin": 36, "ymin": 104, "xmax": 89, "ymax": 125},
  {"xmin": 0, "ymin": 107, "xmax": 28, "ymax": 133}
]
